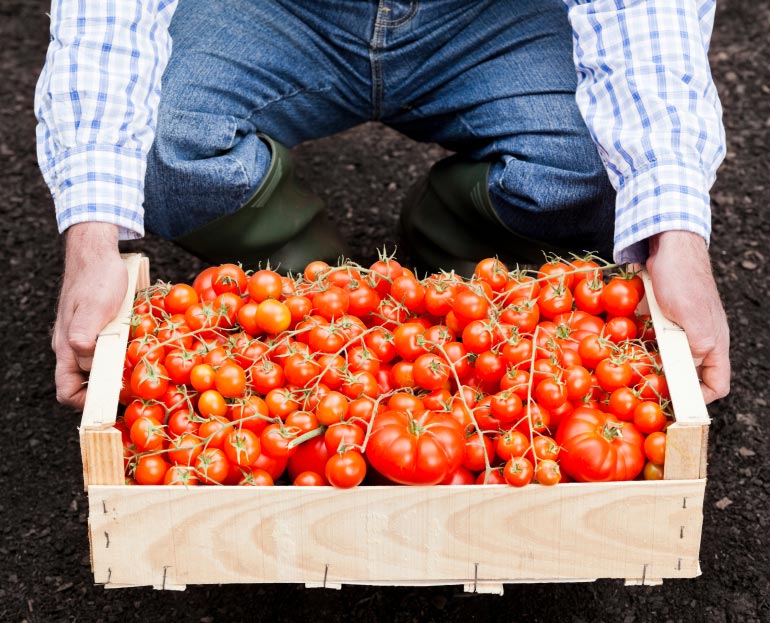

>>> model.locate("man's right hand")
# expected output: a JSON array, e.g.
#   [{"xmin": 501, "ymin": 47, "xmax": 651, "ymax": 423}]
[{"xmin": 53, "ymin": 223, "xmax": 128, "ymax": 409}]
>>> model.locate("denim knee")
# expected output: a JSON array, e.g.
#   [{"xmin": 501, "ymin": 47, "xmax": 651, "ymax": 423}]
[
  {"xmin": 488, "ymin": 145, "xmax": 616, "ymax": 258},
  {"xmin": 144, "ymin": 106, "xmax": 270, "ymax": 239}
]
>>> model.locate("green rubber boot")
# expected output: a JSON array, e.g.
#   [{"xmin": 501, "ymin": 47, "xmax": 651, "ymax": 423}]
[
  {"xmin": 176, "ymin": 135, "xmax": 349, "ymax": 274},
  {"xmin": 400, "ymin": 157, "xmax": 565, "ymax": 276}
]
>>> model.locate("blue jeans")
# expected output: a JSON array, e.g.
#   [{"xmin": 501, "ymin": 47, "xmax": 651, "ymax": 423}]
[{"xmin": 145, "ymin": 0, "xmax": 615, "ymax": 256}]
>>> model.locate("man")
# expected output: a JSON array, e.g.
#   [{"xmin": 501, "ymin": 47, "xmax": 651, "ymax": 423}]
[{"xmin": 36, "ymin": 0, "xmax": 730, "ymax": 410}]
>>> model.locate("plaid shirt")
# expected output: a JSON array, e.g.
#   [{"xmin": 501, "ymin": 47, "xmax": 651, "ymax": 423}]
[{"xmin": 35, "ymin": 0, "xmax": 725, "ymax": 263}]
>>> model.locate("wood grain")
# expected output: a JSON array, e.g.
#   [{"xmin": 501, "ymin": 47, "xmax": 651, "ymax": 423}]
[{"xmin": 89, "ymin": 480, "xmax": 705, "ymax": 589}]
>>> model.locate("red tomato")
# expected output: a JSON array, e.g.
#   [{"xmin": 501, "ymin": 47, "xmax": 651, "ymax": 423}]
[
  {"xmin": 556, "ymin": 407, "xmax": 645, "ymax": 482},
  {"xmin": 366, "ymin": 410, "xmax": 465, "ymax": 485},
  {"xmin": 325, "ymin": 450, "xmax": 367, "ymax": 488},
  {"xmin": 134, "ymin": 455, "xmax": 169, "ymax": 485},
  {"xmin": 412, "ymin": 353, "xmax": 450, "ymax": 390},
  {"xmin": 601, "ymin": 276, "xmax": 640, "ymax": 317},
  {"xmin": 643, "ymin": 431, "xmax": 667, "ymax": 464},
  {"xmin": 503, "ymin": 456, "xmax": 534, "ymax": 487}
]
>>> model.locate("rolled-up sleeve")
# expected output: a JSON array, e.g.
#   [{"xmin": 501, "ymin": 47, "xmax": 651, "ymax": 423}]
[
  {"xmin": 34, "ymin": 0, "xmax": 178, "ymax": 240},
  {"xmin": 562, "ymin": 0, "xmax": 726, "ymax": 263}
]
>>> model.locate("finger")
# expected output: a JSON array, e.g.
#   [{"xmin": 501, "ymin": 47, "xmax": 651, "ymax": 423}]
[
  {"xmin": 68, "ymin": 301, "xmax": 111, "ymax": 372},
  {"xmin": 698, "ymin": 338, "xmax": 731, "ymax": 405},
  {"xmin": 54, "ymin": 345, "xmax": 89, "ymax": 409}
]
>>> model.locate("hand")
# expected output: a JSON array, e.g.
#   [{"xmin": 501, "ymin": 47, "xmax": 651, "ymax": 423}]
[
  {"xmin": 646, "ymin": 230, "xmax": 730, "ymax": 404},
  {"xmin": 53, "ymin": 223, "xmax": 128, "ymax": 409}
]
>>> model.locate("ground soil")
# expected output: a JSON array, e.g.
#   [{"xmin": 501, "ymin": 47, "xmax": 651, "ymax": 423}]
[{"xmin": 2, "ymin": 1, "xmax": 769, "ymax": 621}]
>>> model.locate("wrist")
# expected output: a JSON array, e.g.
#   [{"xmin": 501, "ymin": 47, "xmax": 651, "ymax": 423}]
[
  {"xmin": 64, "ymin": 223, "xmax": 121, "ymax": 269},
  {"xmin": 648, "ymin": 230, "xmax": 708, "ymax": 260}
]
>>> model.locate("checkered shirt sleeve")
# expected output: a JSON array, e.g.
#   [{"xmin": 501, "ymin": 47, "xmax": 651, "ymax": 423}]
[
  {"xmin": 34, "ymin": 0, "xmax": 178, "ymax": 240},
  {"xmin": 563, "ymin": 0, "xmax": 726, "ymax": 263}
]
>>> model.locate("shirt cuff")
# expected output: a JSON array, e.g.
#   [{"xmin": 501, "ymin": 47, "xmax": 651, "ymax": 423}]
[
  {"xmin": 50, "ymin": 144, "xmax": 146, "ymax": 240},
  {"xmin": 613, "ymin": 160, "xmax": 712, "ymax": 265}
]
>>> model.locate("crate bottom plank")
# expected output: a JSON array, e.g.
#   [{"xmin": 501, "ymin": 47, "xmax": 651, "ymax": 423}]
[{"xmin": 89, "ymin": 480, "xmax": 705, "ymax": 589}]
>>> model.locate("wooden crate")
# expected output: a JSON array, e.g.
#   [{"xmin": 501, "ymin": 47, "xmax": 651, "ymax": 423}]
[{"xmin": 80, "ymin": 254, "xmax": 709, "ymax": 593}]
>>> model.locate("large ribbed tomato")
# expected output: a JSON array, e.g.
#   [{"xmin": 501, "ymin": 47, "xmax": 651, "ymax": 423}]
[
  {"xmin": 366, "ymin": 410, "xmax": 465, "ymax": 485},
  {"xmin": 556, "ymin": 407, "xmax": 645, "ymax": 482}
]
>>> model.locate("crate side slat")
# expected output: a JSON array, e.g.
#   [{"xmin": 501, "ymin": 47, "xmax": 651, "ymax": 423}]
[
  {"xmin": 79, "ymin": 254, "xmax": 145, "ymax": 490},
  {"xmin": 80, "ymin": 253, "xmax": 144, "ymax": 431},
  {"xmin": 88, "ymin": 481, "xmax": 705, "ymax": 588},
  {"xmin": 663, "ymin": 424, "xmax": 708, "ymax": 480},
  {"xmin": 640, "ymin": 269, "xmax": 710, "ymax": 427}
]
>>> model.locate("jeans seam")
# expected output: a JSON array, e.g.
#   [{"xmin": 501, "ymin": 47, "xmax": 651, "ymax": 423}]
[
  {"xmin": 222, "ymin": 153, "xmax": 251, "ymax": 208},
  {"xmin": 243, "ymin": 85, "xmax": 333, "ymax": 125}
]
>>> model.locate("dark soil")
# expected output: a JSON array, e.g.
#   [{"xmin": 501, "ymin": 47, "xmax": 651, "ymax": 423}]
[{"xmin": 2, "ymin": 1, "xmax": 769, "ymax": 621}]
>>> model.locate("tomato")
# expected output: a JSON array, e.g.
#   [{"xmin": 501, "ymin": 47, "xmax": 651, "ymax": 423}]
[
  {"xmin": 193, "ymin": 266, "xmax": 218, "ymax": 301},
  {"xmin": 238, "ymin": 467, "xmax": 275, "ymax": 486},
  {"xmin": 424, "ymin": 280, "xmax": 459, "ymax": 317},
  {"xmin": 643, "ymin": 461, "xmax": 664, "ymax": 480},
  {"xmin": 608, "ymin": 387, "xmax": 641, "ymax": 422},
  {"xmin": 501, "ymin": 273, "xmax": 540, "ymax": 302},
  {"xmin": 534, "ymin": 459, "xmax": 561, "ymax": 486},
  {"xmin": 255, "ymin": 299, "xmax": 292, "ymax": 334},
  {"xmin": 643, "ymin": 431, "xmax": 667, "ymax": 464},
  {"xmin": 294, "ymin": 471, "xmax": 327, "ymax": 486},
  {"xmin": 325, "ymin": 450, "xmax": 367, "ymax": 488},
  {"xmin": 538, "ymin": 259, "xmax": 575, "ymax": 289},
  {"xmin": 129, "ymin": 361, "xmax": 169, "ymax": 401},
  {"xmin": 130, "ymin": 416, "xmax": 165, "ymax": 451},
  {"xmin": 248, "ymin": 269, "xmax": 283, "ymax": 302},
  {"xmin": 198, "ymin": 389, "xmax": 227, "ymax": 418},
  {"xmin": 490, "ymin": 390, "xmax": 524, "ymax": 424},
  {"xmin": 228, "ymin": 395, "xmax": 269, "ymax": 434},
  {"xmin": 569, "ymin": 257, "xmax": 601, "ymax": 283},
  {"xmin": 556, "ymin": 407, "xmax": 645, "ymax": 482},
  {"xmin": 390, "ymin": 275, "xmax": 426, "ymax": 314},
  {"xmin": 195, "ymin": 448, "xmax": 230, "ymax": 485},
  {"xmin": 577, "ymin": 334, "xmax": 612, "ymax": 369},
  {"xmin": 392, "ymin": 322, "xmax": 426, "ymax": 361},
  {"xmin": 474, "ymin": 350, "xmax": 505, "ymax": 383},
  {"xmin": 389, "ymin": 361, "xmax": 416, "ymax": 390},
  {"xmin": 534, "ymin": 377, "xmax": 567, "ymax": 410},
  {"xmin": 223, "ymin": 428, "xmax": 261, "ymax": 467},
  {"xmin": 476, "ymin": 468, "xmax": 506, "ymax": 485},
  {"xmin": 212, "ymin": 263, "xmax": 248, "ymax": 296},
  {"xmin": 287, "ymin": 435, "xmax": 330, "ymax": 481},
  {"xmin": 324, "ymin": 422, "xmax": 365, "ymax": 454},
  {"xmin": 130, "ymin": 313, "xmax": 157, "ymax": 339},
  {"xmin": 452, "ymin": 289, "xmax": 489, "ymax": 323},
  {"xmin": 124, "ymin": 400, "xmax": 165, "ymax": 430},
  {"xmin": 168, "ymin": 432, "xmax": 203, "ymax": 465},
  {"xmin": 164, "ymin": 465, "xmax": 199, "ymax": 486},
  {"xmin": 134, "ymin": 455, "xmax": 169, "ymax": 485},
  {"xmin": 252, "ymin": 451, "xmax": 288, "ymax": 481},
  {"xmin": 260, "ymin": 423, "xmax": 299, "ymax": 458},
  {"xmin": 637, "ymin": 373, "xmax": 669, "ymax": 401},
  {"xmin": 595, "ymin": 358, "xmax": 633, "ymax": 392},
  {"xmin": 440, "ymin": 466, "xmax": 476, "ymax": 485},
  {"xmin": 250, "ymin": 359, "xmax": 284, "ymax": 395},
  {"xmin": 315, "ymin": 391, "xmax": 349, "ymax": 426},
  {"xmin": 126, "ymin": 335, "xmax": 165, "ymax": 367},
  {"xmin": 564, "ymin": 365, "xmax": 592, "ymax": 401},
  {"xmin": 313, "ymin": 286, "xmax": 350, "ymax": 320},
  {"xmin": 604, "ymin": 316, "xmax": 638, "ymax": 343},
  {"xmin": 198, "ymin": 415, "xmax": 230, "ymax": 449},
  {"xmin": 214, "ymin": 362, "xmax": 247, "ymax": 398},
  {"xmin": 347, "ymin": 284, "xmax": 380, "ymax": 317},
  {"xmin": 496, "ymin": 430, "xmax": 529, "ymax": 461},
  {"xmin": 601, "ymin": 276, "xmax": 640, "ymax": 317},
  {"xmin": 264, "ymin": 387, "xmax": 299, "ymax": 419},
  {"xmin": 387, "ymin": 392, "xmax": 425, "ymax": 412},
  {"xmin": 412, "ymin": 353, "xmax": 450, "ymax": 390},
  {"xmin": 366, "ymin": 410, "xmax": 465, "ymax": 485},
  {"xmin": 364, "ymin": 328, "xmax": 396, "ymax": 363},
  {"xmin": 527, "ymin": 435, "xmax": 560, "ymax": 464},
  {"xmin": 461, "ymin": 320, "xmax": 493, "ymax": 354},
  {"xmin": 503, "ymin": 456, "xmax": 534, "ymax": 487},
  {"xmin": 462, "ymin": 432, "xmax": 495, "ymax": 472},
  {"xmin": 473, "ymin": 258, "xmax": 508, "ymax": 291},
  {"xmin": 167, "ymin": 408, "xmax": 199, "ymax": 437},
  {"xmin": 573, "ymin": 277, "xmax": 604, "ymax": 315},
  {"xmin": 537, "ymin": 283, "xmax": 573, "ymax": 320},
  {"xmin": 368, "ymin": 257, "xmax": 404, "ymax": 296},
  {"xmin": 633, "ymin": 401, "xmax": 667, "ymax": 434}
]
